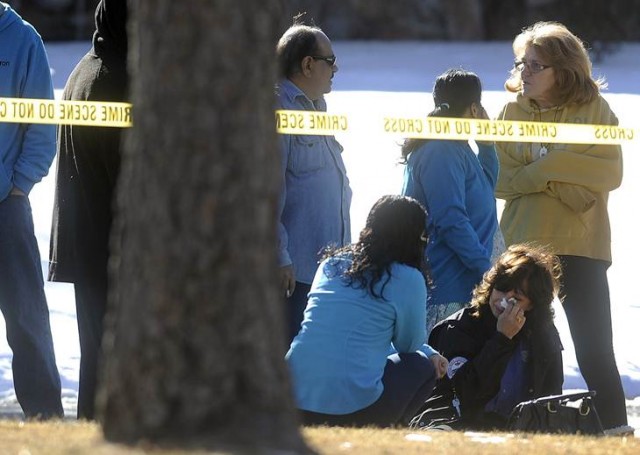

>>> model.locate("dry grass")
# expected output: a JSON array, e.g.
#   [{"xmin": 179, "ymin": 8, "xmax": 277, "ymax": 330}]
[
  {"xmin": 304, "ymin": 426, "xmax": 639, "ymax": 454},
  {"xmin": 0, "ymin": 420, "xmax": 638, "ymax": 454}
]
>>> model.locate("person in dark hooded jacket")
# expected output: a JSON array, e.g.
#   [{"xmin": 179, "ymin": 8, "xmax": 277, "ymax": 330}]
[
  {"xmin": 48, "ymin": 0, "xmax": 128, "ymax": 420},
  {"xmin": 413, "ymin": 244, "xmax": 564, "ymax": 430}
]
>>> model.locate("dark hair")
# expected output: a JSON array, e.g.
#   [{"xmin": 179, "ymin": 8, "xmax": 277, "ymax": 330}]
[
  {"xmin": 470, "ymin": 244, "xmax": 562, "ymax": 328},
  {"xmin": 276, "ymin": 14, "xmax": 321, "ymax": 79},
  {"xmin": 505, "ymin": 22, "xmax": 604, "ymax": 105},
  {"xmin": 324, "ymin": 195, "xmax": 428, "ymax": 300},
  {"xmin": 401, "ymin": 68, "xmax": 482, "ymax": 162}
]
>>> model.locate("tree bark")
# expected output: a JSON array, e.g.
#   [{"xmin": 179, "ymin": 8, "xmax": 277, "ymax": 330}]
[{"xmin": 99, "ymin": 1, "xmax": 309, "ymax": 452}]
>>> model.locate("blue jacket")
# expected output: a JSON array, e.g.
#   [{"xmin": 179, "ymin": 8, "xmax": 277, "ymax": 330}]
[
  {"xmin": 0, "ymin": 3, "xmax": 56, "ymax": 201},
  {"xmin": 286, "ymin": 257, "xmax": 437, "ymax": 414},
  {"xmin": 276, "ymin": 79, "xmax": 352, "ymax": 284},
  {"xmin": 402, "ymin": 140, "xmax": 498, "ymax": 306}
]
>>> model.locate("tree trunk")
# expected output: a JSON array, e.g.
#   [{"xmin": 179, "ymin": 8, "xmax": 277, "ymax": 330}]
[{"xmin": 99, "ymin": 1, "xmax": 309, "ymax": 452}]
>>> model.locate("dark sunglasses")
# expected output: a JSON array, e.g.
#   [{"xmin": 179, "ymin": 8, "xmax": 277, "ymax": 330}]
[
  {"xmin": 493, "ymin": 275, "xmax": 519, "ymax": 293},
  {"xmin": 311, "ymin": 55, "xmax": 337, "ymax": 66}
]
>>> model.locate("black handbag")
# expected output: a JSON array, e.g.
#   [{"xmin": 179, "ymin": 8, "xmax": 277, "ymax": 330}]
[
  {"xmin": 507, "ymin": 391, "xmax": 604, "ymax": 435},
  {"xmin": 408, "ymin": 386, "xmax": 463, "ymax": 431}
]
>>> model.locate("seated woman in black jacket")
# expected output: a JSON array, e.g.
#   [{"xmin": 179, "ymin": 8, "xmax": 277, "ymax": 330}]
[{"xmin": 415, "ymin": 244, "xmax": 564, "ymax": 430}]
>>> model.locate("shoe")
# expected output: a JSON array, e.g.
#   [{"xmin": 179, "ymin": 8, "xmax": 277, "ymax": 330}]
[{"xmin": 604, "ymin": 425, "xmax": 635, "ymax": 437}]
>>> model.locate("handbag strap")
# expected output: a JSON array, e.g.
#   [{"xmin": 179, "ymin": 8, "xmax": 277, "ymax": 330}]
[{"xmin": 532, "ymin": 390, "xmax": 596, "ymax": 405}]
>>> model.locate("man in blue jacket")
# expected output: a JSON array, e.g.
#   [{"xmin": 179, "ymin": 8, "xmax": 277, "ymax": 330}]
[
  {"xmin": 276, "ymin": 19, "xmax": 352, "ymax": 345},
  {"xmin": 0, "ymin": 2, "xmax": 63, "ymax": 419}
]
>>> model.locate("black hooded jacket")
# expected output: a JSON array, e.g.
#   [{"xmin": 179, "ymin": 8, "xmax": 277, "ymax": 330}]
[
  {"xmin": 422, "ymin": 305, "xmax": 563, "ymax": 430},
  {"xmin": 49, "ymin": 0, "xmax": 128, "ymax": 283}
]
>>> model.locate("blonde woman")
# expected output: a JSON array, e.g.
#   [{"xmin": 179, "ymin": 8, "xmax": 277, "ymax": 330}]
[{"xmin": 495, "ymin": 21, "xmax": 630, "ymax": 435}]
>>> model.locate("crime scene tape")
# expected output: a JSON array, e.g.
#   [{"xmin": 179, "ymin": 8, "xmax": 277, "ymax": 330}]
[
  {"xmin": 276, "ymin": 109, "xmax": 638, "ymax": 145},
  {"xmin": 1, "ymin": 98, "xmax": 637, "ymax": 145},
  {"xmin": 0, "ymin": 97, "xmax": 132, "ymax": 127}
]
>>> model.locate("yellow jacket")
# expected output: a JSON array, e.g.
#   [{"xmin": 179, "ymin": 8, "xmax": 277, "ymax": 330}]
[{"xmin": 495, "ymin": 93, "xmax": 623, "ymax": 262}]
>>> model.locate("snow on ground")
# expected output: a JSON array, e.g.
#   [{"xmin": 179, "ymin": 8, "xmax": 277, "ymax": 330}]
[{"xmin": 1, "ymin": 41, "xmax": 639, "ymax": 428}]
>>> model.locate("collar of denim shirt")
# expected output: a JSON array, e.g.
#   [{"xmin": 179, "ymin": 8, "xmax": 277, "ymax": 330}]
[{"xmin": 278, "ymin": 78, "xmax": 328, "ymax": 112}]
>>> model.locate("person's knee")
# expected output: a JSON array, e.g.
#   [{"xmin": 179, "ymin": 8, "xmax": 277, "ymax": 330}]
[{"xmin": 398, "ymin": 351, "xmax": 437, "ymax": 379}]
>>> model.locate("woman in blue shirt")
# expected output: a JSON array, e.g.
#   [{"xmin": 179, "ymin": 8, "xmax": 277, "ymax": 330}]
[
  {"xmin": 401, "ymin": 69, "xmax": 499, "ymax": 335},
  {"xmin": 286, "ymin": 195, "xmax": 448, "ymax": 427}
]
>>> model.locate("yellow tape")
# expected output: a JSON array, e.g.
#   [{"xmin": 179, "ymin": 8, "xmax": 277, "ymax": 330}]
[
  {"xmin": 276, "ymin": 110, "xmax": 348, "ymax": 136},
  {"xmin": 1, "ymin": 100, "xmax": 637, "ymax": 145},
  {"xmin": 277, "ymin": 110, "xmax": 637, "ymax": 145},
  {"xmin": 382, "ymin": 116, "xmax": 636, "ymax": 145},
  {"xmin": 0, "ymin": 97, "xmax": 132, "ymax": 127}
]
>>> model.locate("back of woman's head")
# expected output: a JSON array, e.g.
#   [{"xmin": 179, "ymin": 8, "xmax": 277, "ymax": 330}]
[
  {"xmin": 330, "ymin": 195, "xmax": 428, "ymax": 299},
  {"xmin": 359, "ymin": 195, "xmax": 427, "ymax": 268},
  {"xmin": 505, "ymin": 21, "xmax": 603, "ymax": 105},
  {"xmin": 431, "ymin": 68, "xmax": 482, "ymax": 118},
  {"xmin": 401, "ymin": 68, "xmax": 481, "ymax": 160},
  {"xmin": 471, "ymin": 244, "xmax": 562, "ymax": 326}
]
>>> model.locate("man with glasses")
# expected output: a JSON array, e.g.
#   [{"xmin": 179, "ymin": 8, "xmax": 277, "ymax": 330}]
[{"xmin": 275, "ymin": 19, "xmax": 352, "ymax": 345}]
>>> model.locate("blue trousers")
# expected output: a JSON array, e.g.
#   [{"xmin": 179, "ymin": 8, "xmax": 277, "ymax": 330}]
[
  {"xmin": 0, "ymin": 195, "xmax": 63, "ymax": 419},
  {"xmin": 301, "ymin": 352, "xmax": 438, "ymax": 427}
]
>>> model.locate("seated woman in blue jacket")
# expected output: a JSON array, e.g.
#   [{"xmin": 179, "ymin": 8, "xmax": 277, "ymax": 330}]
[
  {"xmin": 414, "ymin": 244, "xmax": 564, "ymax": 430},
  {"xmin": 286, "ymin": 195, "xmax": 448, "ymax": 427}
]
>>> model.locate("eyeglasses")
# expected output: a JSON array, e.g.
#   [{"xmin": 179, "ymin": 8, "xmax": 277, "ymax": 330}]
[
  {"xmin": 493, "ymin": 276, "xmax": 520, "ymax": 294},
  {"xmin": 494, "ymin": 280, "xmax": 529, "ymax": 299},
  {"xmin": 311, "ymin": 55, "xmax": 337, "ymax": 66},
  {"xmin": 514, "ymin": 59, "xmax": 551, "ymax": 74},
  {"xmin": 494, "ymin": 284, "xmax": 515, "ymax": 293}
]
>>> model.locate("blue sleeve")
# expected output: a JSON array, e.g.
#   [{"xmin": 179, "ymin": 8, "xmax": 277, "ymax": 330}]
[
  {"xmin": 389, "ymin": 343, "xmax": 438, "ymax": 357},
  {"xmin": 415, "ymin": 142, "xmax": 490, "ymax": 276},
  {"xmin": 418, "ymin": 343, "xmax": 438, "ymax": 358},
  {"xmin": 13, "ymin": 32, "xmax": 56, "ymax": 194},
  {"xmin": 476, "ymin": 142, "xmax": 499, "ymax": 189},
  {"xmin": 390, "ymin": 266, "xmax": 428, "ymax": 353},
  {"xmin": 277, "ymin": 133, "xmax": 292, "ymax": 267}
]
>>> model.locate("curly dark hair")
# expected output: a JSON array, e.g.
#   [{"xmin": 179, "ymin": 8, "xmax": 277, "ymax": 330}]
[
  {"xmin": 324, "ymin": 195, "xmax": 429, "ymax": 300},
  {"xmin": 470, "ymin": 244, "xmax": 562, "ymax": 328}
]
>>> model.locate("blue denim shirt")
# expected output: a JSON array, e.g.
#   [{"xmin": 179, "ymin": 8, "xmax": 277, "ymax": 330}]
[{"xmin": 277, "ymin": 79, "xmax": 352, "ymax": 284}]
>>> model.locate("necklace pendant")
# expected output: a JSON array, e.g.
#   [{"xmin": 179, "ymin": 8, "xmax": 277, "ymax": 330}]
[{"xmin": 540, "ymin": 145, "xmax": 548, "ymax": 157}]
